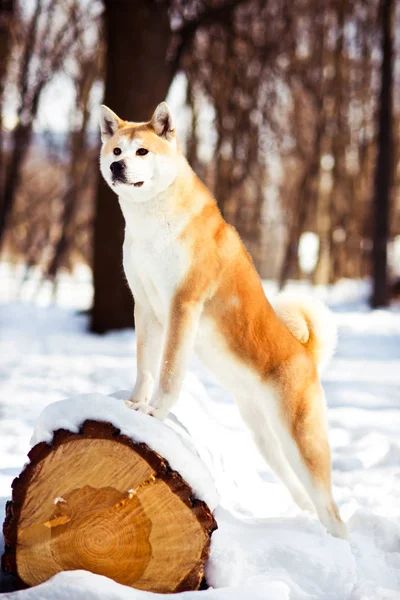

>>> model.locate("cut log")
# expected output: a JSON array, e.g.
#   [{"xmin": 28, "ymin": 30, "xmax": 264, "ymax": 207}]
[{"xmin": 2, "ymin": 419, "xmax": 217, "ymax": 593}]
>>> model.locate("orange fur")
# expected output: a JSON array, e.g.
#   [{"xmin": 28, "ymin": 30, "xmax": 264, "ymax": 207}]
[{"xmin": 112, "ymin": 117, "xmax": 330, "ymax": 480}]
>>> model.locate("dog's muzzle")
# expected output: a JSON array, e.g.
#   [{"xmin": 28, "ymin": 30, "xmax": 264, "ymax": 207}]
[{"xmin": 110, "ymin": 160, "xmax": 126, "ymax": 184}]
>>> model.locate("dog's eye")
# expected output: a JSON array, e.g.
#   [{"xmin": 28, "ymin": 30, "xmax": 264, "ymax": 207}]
[
  {"xmin": 136, "ymin": 148, "xmax": 148, "ymax": 156},
  {"xmin": 113, "ymin": 147, "xmax": 122, "ymax": 156}
]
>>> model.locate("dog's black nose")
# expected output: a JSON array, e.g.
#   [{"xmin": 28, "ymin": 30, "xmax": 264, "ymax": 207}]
[{"xmin": 110, "ymin": 161, "xmax": 123, "ymax": 175}]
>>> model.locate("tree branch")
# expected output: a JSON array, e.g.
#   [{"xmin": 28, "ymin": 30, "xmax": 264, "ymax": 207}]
[{"xmin": 171, "ymin": 0, "xmax": 248, "ymax": 70}]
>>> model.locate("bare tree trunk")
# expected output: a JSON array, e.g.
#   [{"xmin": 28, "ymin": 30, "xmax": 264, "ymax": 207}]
[
  {"xmin": 314, "ymin": 2, "xmax": 346, "ymax": 286},
  {"xmin": 0, "ymin": 0, "xmax": 13, "ymax": 95},
  {"xmin": 279, "ymin": 162, "xmax": 315, "ymax": 289},
  {"xmin": 91, "ymin": 0, "xmax": 175, "ymax": 333},
  {"xmin": 0, "ymin": 0, "xmax": 40, "ymax": 247},
  {"xmin": 370, "ymin": 0, "xmax": 393, "ymax": 308},
  {"xmin": 0, "ymin": 0, "xmax": 14, "ymax": 190},
  {"xmin": 46, "ymin": 53, "xmax": 100, "ymax": 280}
]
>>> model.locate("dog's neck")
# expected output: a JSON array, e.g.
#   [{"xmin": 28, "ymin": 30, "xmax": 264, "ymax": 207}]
[{"xmin": 117, "ymin": 155, "xmax": 208, "ymax": 232}]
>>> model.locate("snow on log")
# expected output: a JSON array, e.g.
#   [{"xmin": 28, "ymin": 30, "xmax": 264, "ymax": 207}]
[{"xmin": 2, "ymin": 395, "xmax": 218, "ymax": 593}]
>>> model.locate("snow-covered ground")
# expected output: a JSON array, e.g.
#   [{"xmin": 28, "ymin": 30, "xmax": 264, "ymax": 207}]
[{"xmin": 0, "ymin": 269, "xmax": 400, "ymax": 599}]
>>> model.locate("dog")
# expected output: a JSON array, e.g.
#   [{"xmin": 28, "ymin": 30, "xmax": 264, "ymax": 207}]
[{"xmin": 99, "ymin": 102, "xmax": 346, "ymax": 539}]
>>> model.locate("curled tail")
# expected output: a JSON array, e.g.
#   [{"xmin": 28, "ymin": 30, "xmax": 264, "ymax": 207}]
[{"xmin": 274, "ymin": 292, "xmax": 337, "ymax": 369}]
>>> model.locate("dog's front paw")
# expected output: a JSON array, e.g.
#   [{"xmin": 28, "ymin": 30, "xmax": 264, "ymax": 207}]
[
  {"xmin": 124, "ymin": 399, "xmax": 143, "ymax": 410},
  {"xmin": 136, "ymin": 402, "xmax": 154, "ymax": 416},
  {"xmin": 124, "ymin": 400, "xmax": 153, "ymax": 416},
  {"xmin": 151, "ymin": 406, "xmax": 169, "ymax": 420}
]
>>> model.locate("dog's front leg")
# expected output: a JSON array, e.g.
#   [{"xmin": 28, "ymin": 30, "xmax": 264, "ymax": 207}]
[
  {"xmin": 127, "ymin": 301, "xmax": 164, "ymax": 409},
  {"xmin": 147, "ymin": 298, "xmax": 203, "ymax": 420}
]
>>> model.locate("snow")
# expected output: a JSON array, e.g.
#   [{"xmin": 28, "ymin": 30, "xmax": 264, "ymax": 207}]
[
  {"xmin": 0, "ymin": 570, "xmax": 291, "ymax": 600},
  {"xmin": 1, "ymin": 272, "xmax": 400, "ymax": 599},
  {"xmin": 30, "ymin": 393, "xmax": 218, "ymax": 510}
]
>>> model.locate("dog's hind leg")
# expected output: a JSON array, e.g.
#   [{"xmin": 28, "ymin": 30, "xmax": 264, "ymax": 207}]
[
  {"xmin": 272, "ymin": 380, "xmax": 347, "ymax": 539},
  {"xmin": 253, "ymin": 421, "xmax": 316, "ymax": 513},
  {"xmin": 237, "ymin": 394, "xmax": 315, "ymax": 513}
]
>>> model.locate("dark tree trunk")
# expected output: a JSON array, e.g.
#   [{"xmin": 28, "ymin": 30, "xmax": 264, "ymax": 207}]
[
  {"xmin": 0, "ymin": 0, "xmax": 13, "ymax": 91},
  {"xmin": 0, "ymin": 0, "xmax": 14, "ymax": 238},
  {"xmin": 370, "ymin": 0, "xmax": 393, "ymax": 308},
  {"xmin": 0, "ymin": 123, "xmax": 32, "ymax": 245},
  {"xmin": 91, "ymin": 0, "xmax": 176, "ymax": 333},
  {"xmin": 279, "ymin": 151, "xmax": 321, "ymax": 290},
  {"xmin": 279, "ymin": 167, "xmax": 311, "ymax": 289}
]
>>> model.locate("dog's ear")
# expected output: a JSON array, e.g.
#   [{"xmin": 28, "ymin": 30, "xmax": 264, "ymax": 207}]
[
  {"xmin": 151, "ymin": 102, "xmax": 175, "ymax": 141},
  {"xmin": 99, "ymin": 105, "xmax": 124, "ymax": 142}
]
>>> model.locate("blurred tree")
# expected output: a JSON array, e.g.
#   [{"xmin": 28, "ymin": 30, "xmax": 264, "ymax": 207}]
[
  {"xmin": 45, "ymin": 48, "xmax": 102, "ymax": 287},
  {"xmin": 277, "ymin": 0, "xmax": 385, "ymax": 287},
  {"xmin": 0, "ymin": 0, "xmax": 14, "ymax": 188},
  {"xmin": 184, "ymin": 1, "xmax": 292, "ymax": 272},
  {"xmin": 370, "ymin": 0, "xmax": 393, "ymax": 308},
  {"xmin": 0, "ymin": 0, "xmax": 102, "ymax": 299},
  {"xmin": 279, "ymin": 0, "xmax": 327, "ymax": 288},
  {"xmin": 0, "ymin": 0, "xmax": 85, "ymax": 248}
]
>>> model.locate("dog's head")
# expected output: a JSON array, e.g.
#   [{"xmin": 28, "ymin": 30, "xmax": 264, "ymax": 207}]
[{"xmin": 99, "ymin": 102, "xmax": 179, "ymax": 202}]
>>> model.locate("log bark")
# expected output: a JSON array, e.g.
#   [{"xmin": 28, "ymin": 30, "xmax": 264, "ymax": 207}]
[{"xmin": 2, "ymin": 420, "xmax": 217, "ymax": 593}]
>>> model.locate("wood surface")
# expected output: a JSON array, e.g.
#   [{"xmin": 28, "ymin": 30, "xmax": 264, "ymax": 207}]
[{"xmin": 2, "ymin": 420, "xmax": 217, "ymax": 593}]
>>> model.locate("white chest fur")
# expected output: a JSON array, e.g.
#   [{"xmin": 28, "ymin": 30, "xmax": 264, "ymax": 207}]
[{"xmin": 120, "ymin": 195, "xmax": 190, "ymax": 323}]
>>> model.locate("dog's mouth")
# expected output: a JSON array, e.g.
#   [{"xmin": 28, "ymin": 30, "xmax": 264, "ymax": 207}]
[
  {"xmin": 112, "ymin": 175, "xmax": 126, "ymax": 186},
  {"xmin": 111, "ymin": 178, "xmax": 144, "ymax": 188}
]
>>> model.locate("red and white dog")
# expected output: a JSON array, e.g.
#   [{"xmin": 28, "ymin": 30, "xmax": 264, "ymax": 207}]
[{"xmin": 99, "ymin": 102, "xmax": 346, "ymax": 539}]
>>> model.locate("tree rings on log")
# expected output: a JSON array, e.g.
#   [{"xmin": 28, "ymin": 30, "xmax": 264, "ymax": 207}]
[{"xmin": 2, "ymin": 420, "xmax": 217, "ymax": 593}]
